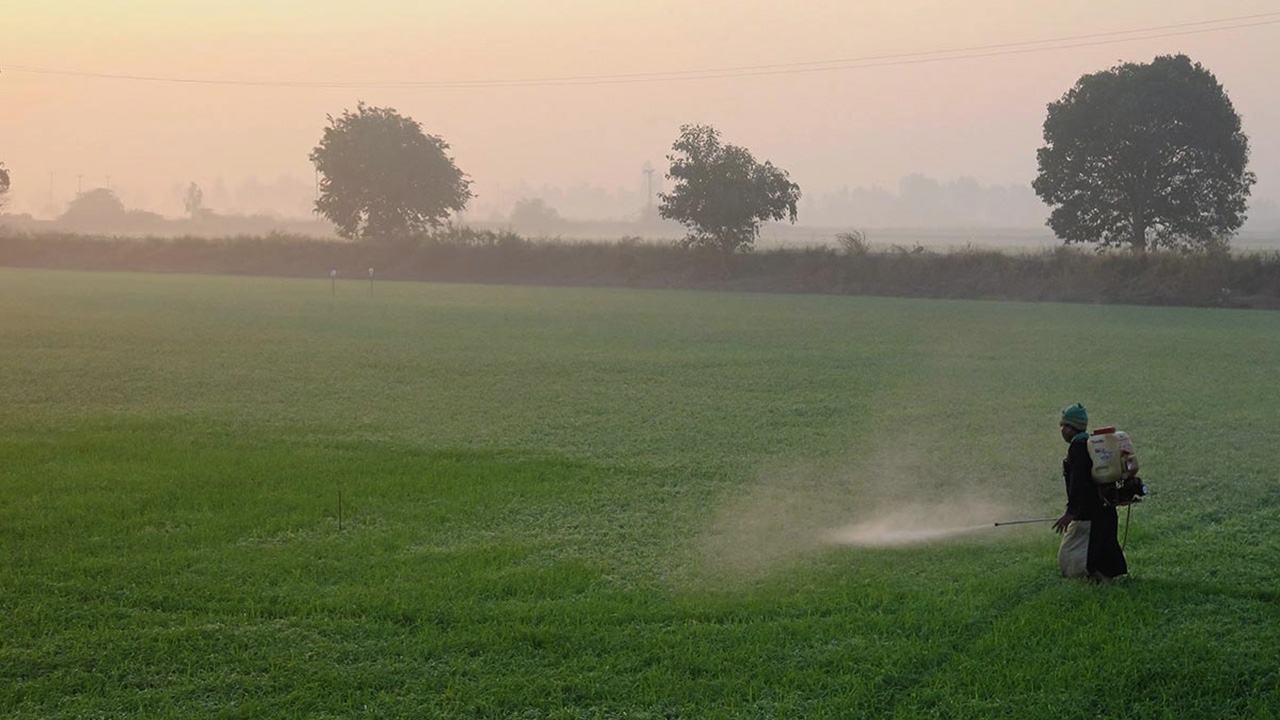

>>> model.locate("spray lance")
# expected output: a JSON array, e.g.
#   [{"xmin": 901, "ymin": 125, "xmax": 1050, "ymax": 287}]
[{"xmin": 992, "ymin": 517, "xmax": 1058, "ymax": 527}]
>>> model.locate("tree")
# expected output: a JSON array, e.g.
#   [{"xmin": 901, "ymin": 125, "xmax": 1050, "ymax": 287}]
[
  {"xmin": 183, "ymin": 182, "xmax": 205, "ymax": 219},
  {"xmin": 309, "ymin": 102, "xmax": 473, "ymax": 240},
  {"xmin": 60, "ymin": 188, "xmax": 126, "ymax": 228},
  {"xmin": 659, "ymin": 124, "xmax": 801, "ymax": 254},
  {"xmin": 1033, "ymin": 54, "xmax": 1255, "ymax": 253},
  {"xmin": 509, "ymin": 197, "xmax": 563, "ymax": 234},
  {"xmin": 0, "ymin": 163, "xmax": 10, "ymax": 211}
]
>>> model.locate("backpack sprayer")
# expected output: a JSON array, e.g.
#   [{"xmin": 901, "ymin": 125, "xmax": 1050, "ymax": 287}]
[{"xmin": 995, "ymin": 426, "xmax": 1150, "ymax": 547}]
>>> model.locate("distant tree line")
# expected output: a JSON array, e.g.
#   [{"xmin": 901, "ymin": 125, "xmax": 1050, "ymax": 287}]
[
  {"xmin": 0, "ymin": 186, "xmax": 332, "ymax": 238},
  {"xmin": 802, "ymin": 176, "xmax": 1047, "ymax": 229},
  {"xmin": 2, "ymin": 228, "xmax": 1278, "ymax": 310}
]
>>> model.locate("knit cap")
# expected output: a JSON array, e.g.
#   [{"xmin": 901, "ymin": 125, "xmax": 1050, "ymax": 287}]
[{"xmin": 1060, "ymin": 403, "xmax": 1089, "ymax": 431}]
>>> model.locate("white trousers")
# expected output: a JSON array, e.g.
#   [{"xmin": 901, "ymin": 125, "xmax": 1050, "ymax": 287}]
[{"xmin": 1058, "ymin": 520, "xmax": 1091, "ymax": 578}]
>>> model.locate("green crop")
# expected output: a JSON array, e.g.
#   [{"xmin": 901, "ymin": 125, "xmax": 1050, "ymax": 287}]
[{"xmin": 2, "ymin": 268, "xmax": 1277, "ymax": 718}]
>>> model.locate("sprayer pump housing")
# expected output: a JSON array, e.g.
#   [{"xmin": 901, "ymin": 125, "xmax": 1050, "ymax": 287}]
[{"xmin": 1115, "ymin": 475, "xmax": 1148, "ymax": 506}]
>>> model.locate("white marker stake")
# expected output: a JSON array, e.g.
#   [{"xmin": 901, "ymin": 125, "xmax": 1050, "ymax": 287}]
[
  {"xmin": 330, "ymin": 269, "xmax": 337, "ymax": 295},
  {"xmin": 368, "ymin": 267, "xmax": 374, "ymax": 294}
]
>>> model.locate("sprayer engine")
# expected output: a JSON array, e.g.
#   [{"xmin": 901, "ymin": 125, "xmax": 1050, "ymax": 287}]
[{"xmin": 1114, "ymin": 475, "xmax": 1149, "ymax": 506}]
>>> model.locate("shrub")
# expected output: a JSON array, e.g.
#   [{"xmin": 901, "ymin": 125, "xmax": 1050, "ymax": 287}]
[{"xmin": 835, "ymin": 230, "xmax": 870, "ymax": 256}]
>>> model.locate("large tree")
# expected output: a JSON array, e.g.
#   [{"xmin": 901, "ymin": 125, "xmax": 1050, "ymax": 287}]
[
  {"xmin": 659, "ymin": 124, "xmax": 800, "ymax": 254},
  {"xmin": 1033, "ymin": 54, "xmax": 1254, "ymax": 252},
  {"xmin": 309, "ymin": 102, "xmax": 473, "ymax": 240}
]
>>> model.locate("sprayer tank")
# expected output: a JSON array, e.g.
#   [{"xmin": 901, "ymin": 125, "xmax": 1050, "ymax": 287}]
[{"xmin": 1087, "ymin": 427, "xmax": 1139, "ymax": 484}]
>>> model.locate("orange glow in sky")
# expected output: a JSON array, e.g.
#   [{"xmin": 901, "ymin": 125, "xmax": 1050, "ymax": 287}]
[{"xmin": 3, "ymin": 0, "xmax": 1278, "ymax": 222}]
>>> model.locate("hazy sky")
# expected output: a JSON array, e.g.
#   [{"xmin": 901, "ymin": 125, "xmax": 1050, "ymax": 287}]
[{"xmin": 4, "ymin": 0, "xmax": 1279, "ymax": 220}]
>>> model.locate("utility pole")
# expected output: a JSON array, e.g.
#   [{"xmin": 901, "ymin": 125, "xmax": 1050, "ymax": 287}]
[{"xmin": 642, "ymin": 161, "xmax": 655, "ymax": 211}]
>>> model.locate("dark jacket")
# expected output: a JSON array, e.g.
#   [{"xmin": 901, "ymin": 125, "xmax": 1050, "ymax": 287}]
[{"xmin": 1063, "ymin": 434, "xmax": 1104, "ymax": 520}]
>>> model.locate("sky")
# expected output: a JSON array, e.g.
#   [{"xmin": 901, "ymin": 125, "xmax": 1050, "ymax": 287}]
[{"xmin": 3, "ymin": 0, "xmax": 1279, "ymax": 224}]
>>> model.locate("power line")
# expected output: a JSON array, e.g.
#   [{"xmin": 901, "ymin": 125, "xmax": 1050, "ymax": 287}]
[
  {"xmin": 405, "ymin": 11, "xmax": 1280, "ymax": 86},
  {"xmin": 3, "ymin": 12, "xmax": 1278, "ymax": 89}
]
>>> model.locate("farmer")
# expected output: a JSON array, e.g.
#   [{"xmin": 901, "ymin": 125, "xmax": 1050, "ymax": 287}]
[{"xmin": 1052, "ymin": 403, "xmax": 1128, "ymax": 582}]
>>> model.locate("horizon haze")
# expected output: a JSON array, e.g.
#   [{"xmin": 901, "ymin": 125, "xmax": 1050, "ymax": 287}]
[{"xmin": 3, "ymin": 1, "xmax": 1279, "ymax": 234}]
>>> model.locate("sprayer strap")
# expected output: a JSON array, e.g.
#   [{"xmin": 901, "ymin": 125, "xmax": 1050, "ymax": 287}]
[{"xmin": 1121, "ymin": 504, "xmax": 1133, "ymax": 551}]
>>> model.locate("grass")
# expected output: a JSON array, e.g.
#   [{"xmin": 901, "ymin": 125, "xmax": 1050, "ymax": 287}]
[{"xmin": 2, "ymin": 268, "xmax": 1278, "ymax": 718}]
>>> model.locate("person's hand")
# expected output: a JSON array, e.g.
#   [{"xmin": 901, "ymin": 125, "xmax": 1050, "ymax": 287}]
[{"xmin": 1052, "ymin": 512, "xmax": 1075, "ymax": 534}]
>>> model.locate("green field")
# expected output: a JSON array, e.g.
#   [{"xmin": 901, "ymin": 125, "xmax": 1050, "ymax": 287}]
[{"xmin": 2, "ymin": 268, "xmax": 1278, "ymax": 718}]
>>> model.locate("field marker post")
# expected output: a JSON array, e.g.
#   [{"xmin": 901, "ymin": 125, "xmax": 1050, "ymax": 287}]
[
  {"xmin": 330, "ymin": 269, "xmax": 337, "ymax": 295},
  {"xmin": 368, "ymin": 267, "xmax": 374, "ymax": 294}
]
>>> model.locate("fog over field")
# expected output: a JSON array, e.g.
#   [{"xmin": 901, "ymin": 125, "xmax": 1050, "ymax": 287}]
[{"xmin": 3, "ymin": 1, "xmax": 1279, "ymax": 239}]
